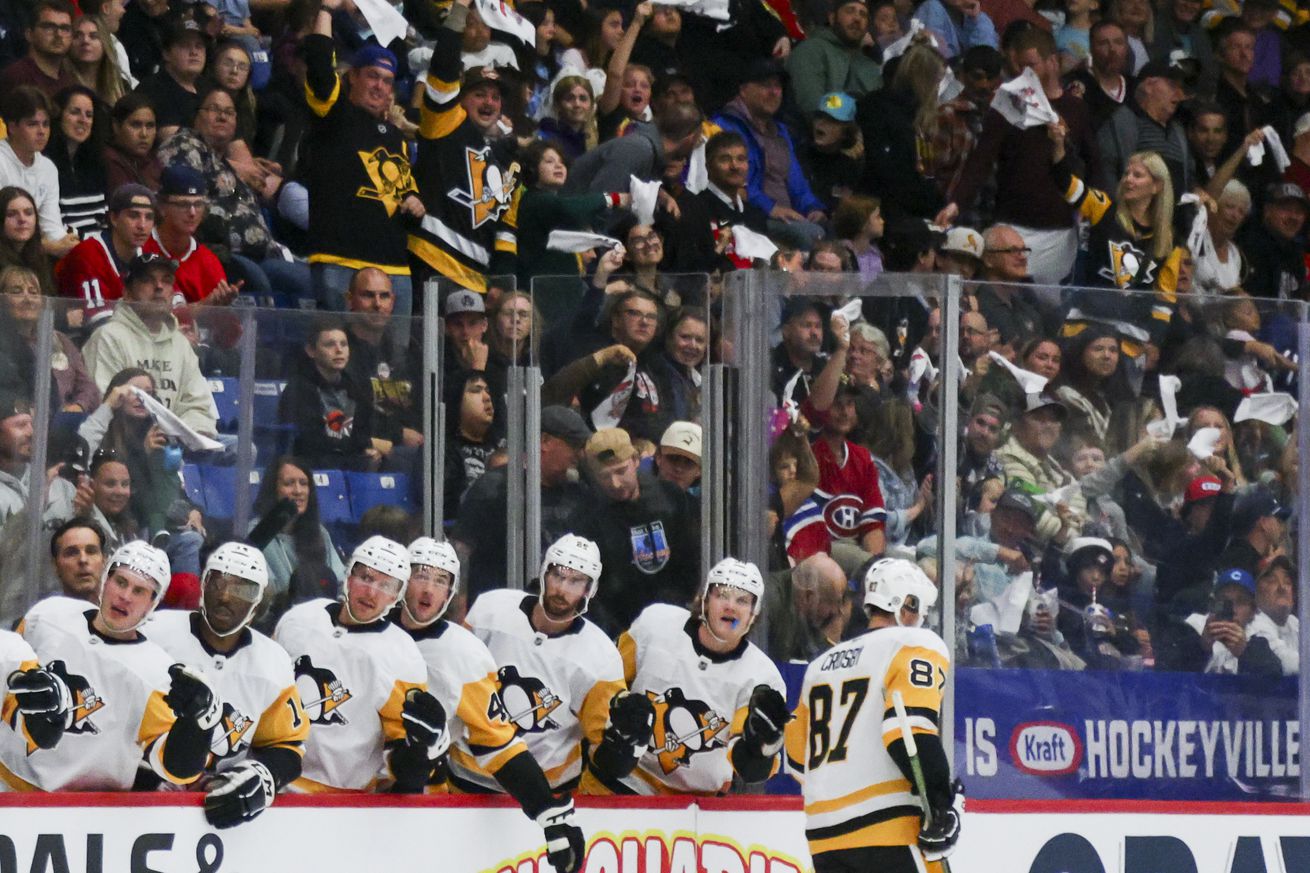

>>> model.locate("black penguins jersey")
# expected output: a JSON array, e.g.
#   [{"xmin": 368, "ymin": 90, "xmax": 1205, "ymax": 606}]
[
  {"xmin": 302, "ymin": 33, "xmax": 418, "ymax": 274},
  {"xmin": 409, "ymin": 4, "xmax": 518, "ymax": 293}
]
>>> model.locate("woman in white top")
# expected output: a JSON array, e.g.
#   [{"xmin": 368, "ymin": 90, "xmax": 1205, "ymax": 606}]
[{"xmin": 1192, "ymin": 179, "xmax": 1250, "ymax": 296}]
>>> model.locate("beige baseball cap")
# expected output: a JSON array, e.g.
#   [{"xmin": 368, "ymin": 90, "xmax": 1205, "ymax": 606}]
[{"xmin": 584, "ymin": 428, "xmax": 638, "ymax": 467}]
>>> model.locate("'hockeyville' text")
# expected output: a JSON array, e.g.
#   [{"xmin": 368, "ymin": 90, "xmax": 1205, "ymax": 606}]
[{"xmin": 1083, "ymin": 719, "xmax": 1300, "ymax": 779}]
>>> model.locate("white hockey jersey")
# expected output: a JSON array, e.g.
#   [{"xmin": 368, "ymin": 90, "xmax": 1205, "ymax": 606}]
[
  {"xmin": 1, "ymin": 629, "xmax": 41, "ymax": 737},
  {"xmin": 0, "ymin": 597, "xmax": 184, "ymax": 791},
  {"xmin": 784, "ymin": 625, "xmax": 950, "ymax": 857},
  {"xmin": 402, "ymin": 617, "xmax": 528, "ymax": 788},
  {"xmin": 274, "ymin": 599, "xmax": 427, "ymax": 792},
  {"xmin": 459, "ymin": 589, "xmax": 625, "ymax": 790},
  {"xmin": 148, "ymin": 611, "xmax": 309, "ymax": 772},
  {"xmin": 604, "ymin": 604, "xmax": 785, "ymax": 795}
]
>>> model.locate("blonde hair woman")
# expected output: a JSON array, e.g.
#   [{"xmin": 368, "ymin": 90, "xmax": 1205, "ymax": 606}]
[
  {"xmin": 538, "ymin": 74, "xmax": 599, "ymax": 159},
  {"xmin": 69, "ymin": 15, "xmax": 127, "ymax": 104}
]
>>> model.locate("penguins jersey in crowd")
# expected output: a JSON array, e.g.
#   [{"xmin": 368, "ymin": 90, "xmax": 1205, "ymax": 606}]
[
  {"xmin": 411, "ymin": 3, "xmax": 518, "ymax": 293},
  {"xmin": 784, "ymin": 625, "xmax": 950, "ymax": 857},
  {"xmin": 273, "ymin": 599, "xmax": 427, "ymax": 792},
  {"xmin": 147, "ymin": 611, "xmax": 309, "ymax": 779},
  {"xmin": 396, "ymin": 615, "xmax": 527, "ymax": 787},
  {"xmin": 0, "ymin": 597, "xmax": 188, "ymax": 791},
  {"xmin": 600, "ymin": 604, "xmax": 786, "ymax": 796},
  {"xmin": 460, "ymin": 590, "xmax": 624, "ymax": 791},
  {"xmin": 301, "ymin": 33, "xmax": 418, "ymax": 275},
  {"xmin": 0, "ymin": 629, "xmax": 40, "ymax": 737}
]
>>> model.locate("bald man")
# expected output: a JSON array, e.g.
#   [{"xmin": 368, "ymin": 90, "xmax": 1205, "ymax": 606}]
[
  {"xmin": 976, "ymin": 225, "xmax": 1044, "ymax": 346},
  {"xmin": 766, "ymin": 553, "xmax": 852, "ymax": 661}
]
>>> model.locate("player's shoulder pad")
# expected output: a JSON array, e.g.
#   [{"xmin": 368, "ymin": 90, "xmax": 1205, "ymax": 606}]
[
  {"xmin": 629, "ymin": 603, "xmax": 690, "ymax": 644},
  {"xmin": 0, "ymin": 627, "xmax": 37, "ymax": 663},
  {"xmin": 888, "ymin": 625, "xmax": 951, "ymax": 661},
  {"xmin": 244, "ymin": 628, "xmax": 298, "ymax": 685},
  {"xmin": 371, "ymin": 622, "xmax": 428, "ymax": 682},
  {"xmin": 272, "ymin": 597, "xmax": 336, "ymax": 642},
  {"xmin": 415, "ymin": 620, "xmax": 495, "ymax": 677},
  {"xmin": 466, "ymin": 588, "xmax": 531, "ymax": 631}
]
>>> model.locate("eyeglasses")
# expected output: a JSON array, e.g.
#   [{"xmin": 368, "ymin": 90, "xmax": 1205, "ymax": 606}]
[
  {"xmin": 988, "ymin": 246, "xmax": 1032, "ymax": 256},
  {"xmin": 165, "ymin": 197, "xmax": 206, "ymax": 212},
  {"xmin": 200, "ymin": 105, "xmax": 237, "ymax": 119},
  {"xmin": 620, "ymin": 309, "xmax": 659, "ymax": 324},
  {"xmin": 217, "ymin": 59, "xmax": 251, "ymax": 73}
]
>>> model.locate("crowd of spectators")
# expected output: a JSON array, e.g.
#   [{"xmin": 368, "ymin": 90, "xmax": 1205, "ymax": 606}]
[{"xmin": 0, "ymin": 0, "xmax": 1304, "ymax": 685}]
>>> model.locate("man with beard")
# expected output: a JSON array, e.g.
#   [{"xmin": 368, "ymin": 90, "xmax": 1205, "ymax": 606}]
[
  {"xmin": 462, "ymin": 535, "xmax": 653, "ymax": 809},
  {"xmin": 147, "ymin": 543, "xmax": 309, "ymax": 827},
  {"xmin": 772, "ymin": 298, "xmax": 828, "ymax": 410},
  {"xmin": 1064, "ymin": 20, "xmax": 1133, "ymax": 130},
  {"xmin": 787, "ymin": 0, "xmax": 883, "ymax": 113},
  {"xmin": 958, "ymin": 394, "xmax": 1007, "ymax": 492},
  {"xmin": 392, "ymin": 539, "xmax": 586, "ymax": 873}
]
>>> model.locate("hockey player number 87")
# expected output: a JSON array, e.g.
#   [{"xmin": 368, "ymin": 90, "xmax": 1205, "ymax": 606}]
[{"xmin": 807, "ymin": 678, "xmax": 869, "ymax": 769}]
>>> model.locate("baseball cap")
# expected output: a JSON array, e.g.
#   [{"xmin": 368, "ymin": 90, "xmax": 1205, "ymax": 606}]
[
  {"xmin": 942, "ymin": 226, "xmax": 985, "ymax": 260},
  {"xmin": 1137, "ymin": 59, "xmax": 1186, "ymax": 83},
  {"xmin": 540, "ymin": 406, "xmax": 592, "ymax": 449},
  {"xmin": 816, "ymin": 91, "xmax": 856, "ymax": 123},
  {"xmin": 653, "ymin": 70, "xmax": 694, "ymax": 100},
  {"xmin": 969, "ymin": 393, "xmax": 1007, "ymax": 423},
  {"xmin": 1183, "ymin": 474, "xmax": 1223, "ymax": 506},
  {"xmin": 1231, "ymin": 487, "xmax": 1292, "ymax": 534},
  {"xmin": 163, "ymin": 16, "xmax": 210, "ymax": 48},
  {"xmin": 659, "ymin": 421, "xmax": 702, "ymax": 461},
  {"xmin": 1258, "ymin": 553, "xmax": 1294, "ymax": 579},
  {"xmin": 108, "ymin": 183, "xmax": 157, "ymax": 214},
  {"xmin": 1065, "ymin": 536, "xmax": 1113, "ymax": 571},
  {"xmin": 739, "ymin": 57, "xmax": 789, "ymax": 87},
  {"xmin": 354, "ymin": 43, "xmax": 398, "ymax": 75},
  {"xmin": 1021, "ymin": 391, "xmax": 1068, "ymax": 420},
  {"xmin": 584, "ymin": 428, "xmax": 638, "ymax": 467},
  {"xmin": 1294, "ymin": 112, "xmax": 1310, "ymax": 139},
  {"xmin": 463, "ymin": 65, "xmax": 504, "ymax": 93},
  {"xmin": 160, "ymin": 164, "xmax": 206, "ymax": 199},
  {"xmin": 124, "ymin": 252, "xmax": 178, "ymax": 283},
  {"xmin": 995, "ymin": 489, "xmax": 1039, "ymax": 523},
  {"xmin": 1216, "ymin": 567, "xmax": 1256, "ymax": 596},
  {"xmin": 444, "ymin": 289, "xmax": 486, "ymax": 317},
  {"xmin": 1266, "ymin": 182, "xmax": 1309, "ymax": 206}
]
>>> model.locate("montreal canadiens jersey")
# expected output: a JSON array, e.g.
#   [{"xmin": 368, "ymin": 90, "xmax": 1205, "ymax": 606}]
[
  {"xmin": 613, "ymin": 604, "xmax": 786, "ymax": 795},
  {"xmin": 460, "ymin": 590, "xmax": 625, "ymax": 790},
  {"xmin": 274, "ymin": 599, "xmax": 427, "ymax": 792},
  {"xmin": 785, "ymin": 625, "xmax": 950, "ymax": 857},
  {"xmin": 147, "ymin": 611, "xmax": 308, "ymax": 773},
  {"xmin": 401, "ymin": 617, "xmax": 527, "ymax": 790},
  {"xmin": 0, "ymin": 597, "xmax": 181, "ymax": 791},
  {"xmin": 0, "ymin": 629, "xmax": 40, "ymax": 737}
]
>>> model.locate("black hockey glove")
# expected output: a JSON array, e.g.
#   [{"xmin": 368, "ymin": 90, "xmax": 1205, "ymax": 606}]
[
  {"xmin": 8, "ymin": 665, "xmax": 71, "ymax": 718},
  {"xmin": 204, "ymin": 761, "xmax": 277, "ymax": 829},
  {"xmin": 918, "ymin": 779, "xmax": 964, "ymax": 862},
  {"xmin": 402, "ymin": 689, "xmax": 450, "ymax": 761},
  {"xmin": 537, "ymin": 798, "xmax": 586, "ymax": 873},
  {"xmin": 742, "ymin": 685, "xmax": 789, "ymax": 755},
  {"xmin": 606, "ymin": 690, "xmax": 654, "ymax": 748},
  {"xmin": 166, "ymin": 664, "xmax": 222, "ymax": 730}
]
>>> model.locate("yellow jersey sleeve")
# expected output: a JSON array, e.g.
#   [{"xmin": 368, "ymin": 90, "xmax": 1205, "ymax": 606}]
[
  {"xmin": 616, "ymin": 631, "xmax": 638, "ymax": 686},
  {"xmin": 380, "ymin": 679, "xmax": 427, "ymax": 744},
  {"xmin": 880, "ymin": 646, "xmax": 948, "ymax": 751},
  {"xmin": 578, "ymin": 679, "xmax": 626, "ymax": 748},
  {"xmin": 252, "ymin": 685, "xmax": 310, "ymax": 755}
]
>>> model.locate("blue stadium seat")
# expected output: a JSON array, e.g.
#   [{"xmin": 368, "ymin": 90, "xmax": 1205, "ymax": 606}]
[
  {"xmin": 199, "ymin": 465, "xmax": 262, "ymax": 520},
  {"xmin": 181, "ymin": 464, "xmax": 205, "ymax": 511},
  {"xmin": 208, "ymin": 377, "xmax": 239, "ymax": 432},
  {"xmin": 252, "ymin": 380, "xmax": 285, "ymax": 423},
  {"xmin": 346, "ymin": 472, "xmax": 413, "ymax": 522},
  {"xmin": 312, "ymin": 470, "xmax": 352, "ymax": 524}
]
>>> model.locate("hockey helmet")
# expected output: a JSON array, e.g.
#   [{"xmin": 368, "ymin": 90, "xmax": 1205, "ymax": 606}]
[
  {"xmin": 862, "ymin": 558, "xmax": 937, "ymax": 627},
  {"xmin": 702, "ymin": 557, "xmax": 765, "ymax": 617},
  {"xmin": 101, "ymin": 540, "xmax": 171, "ymax": 629},
  {"xmin": 199, "ymin": 542, "xmax": 270, "ymax": 636}
]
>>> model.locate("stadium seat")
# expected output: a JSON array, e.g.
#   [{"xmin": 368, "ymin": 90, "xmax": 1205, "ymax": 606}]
[
  {"xmin": 346, "ymin": 472, "xmax": 414, "ymax": 522},
  {"xmin": 199, "ymin": 465, "xmax": 262, "ymax": 520},
  {"xmin": 181, "ymin": 464, "xmax": 205, "ymax": 512},
  {"xmin": 208, "ymin": 377, "xmax": 240, "ymax": 432},
  {"xmin": 312, "ymin": 470, "xmax": 352, "ymax": 524},
  {"xmin": 252, "ymin": 380, "xmax": 286, "ymax": 423}
]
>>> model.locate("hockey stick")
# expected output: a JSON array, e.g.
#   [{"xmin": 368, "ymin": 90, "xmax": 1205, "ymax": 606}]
[{"xmin": 891, "ymin": 690, "xmax": 952, "ymax": 873}]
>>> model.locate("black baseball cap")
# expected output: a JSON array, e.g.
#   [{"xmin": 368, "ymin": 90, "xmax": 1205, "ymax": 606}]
[
  {"xmin": 739, "ymin": 58, "xmax": 789, "ymax": 87},
  {"xmin": 124, "ymin": 252, "xmax": 178, "ymax": 283},
  {"xmin": 540, "ymin": 406, "xmax": 592, "ymax": 449},
  {"xmin": 1137, "ymin": 59, "xmax": 1186, "ymax": 83},
  {"xmin": 1231, "ymin": 487, "xmax": 1292, "ymax": 535},
  {"xmin": 160, "ymin": 164, "xmax": 206, "ymax": 199},
  {"xmin": 995, "ymin": 489, "xmax": 1039, "ymax": 523}
]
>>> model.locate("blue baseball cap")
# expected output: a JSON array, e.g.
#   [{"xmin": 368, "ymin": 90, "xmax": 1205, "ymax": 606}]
[
  {"xmin": 353, "ymin": 43, "xmax": 398, "ymax": 75},
  {"xmin": 816, "ymin": 91, "xmax": 856, "ymax": 123},
  {"xmin": 1216, "ymin": 567, "xmax": 1256, "ymax": 595},
  {"xmin": 160, "ymin": 164, "xmax": 206, "ymax": 199}
]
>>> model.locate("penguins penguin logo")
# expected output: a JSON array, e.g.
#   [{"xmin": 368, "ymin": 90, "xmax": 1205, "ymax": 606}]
[
  {"xmin": 647, "ymin": 688, "xmax": 729, "ymax": 774},
  {"xmin": 25, "ymin": 661, "xmax": 104, "ymax": 755},
  {"xmin": 487, "ymin": 665, "xmax": 562, "ymax": 734},
  {"xmin": 209, "ymin": 702, "xmax": 255, "ymax": 757},
  {"xmin": 294, "ymin": 656, "xmax": 352, "ymax": 725}
]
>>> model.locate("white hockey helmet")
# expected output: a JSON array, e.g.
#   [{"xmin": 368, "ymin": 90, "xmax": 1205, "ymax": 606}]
[
  {"xmin": 199, "ymin": 542, "xmax": 270, "ymax": 636},
  {"xmin": 862, "ymin": 558, "xmax": 937, "ymax": 627},
  {"xmin": 702, "ymin": 557, "xmax": 765, "ymax": 617},
  {"xmin": 101, "ymin": 540, "xmax": 171, "ymax": 629},
  {"xmin": 346, "ymin": 535, "xmax": 412, "ymax": 599},
  {"xmin": 405, "ymin": 537, "xmax": 461, "ymax": 625},
  {"xmin": 539, "ymin": 534, "xmax": 602, "ymax": 613}
]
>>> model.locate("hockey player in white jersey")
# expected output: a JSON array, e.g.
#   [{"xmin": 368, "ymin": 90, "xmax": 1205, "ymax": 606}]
[
  {"xmin": 0, "ymin": 542, "xmax": 221, "ymax": 791},
  {"xmin": 274, "ymin": 536, "xmax": 449, "ymax": 793},
  {"xmin": 462, "ymin": 535, "xmax": 654, "ymax": 801},
  {"xmin": 147, "ymin": 542, "xmax": 310, "ymax": 827},
  {"xmin": 392, "ymin": 537, "xmax": 586, "ymax": 873},
  {"xmin": 2, "ymin": 630, "xmax": 71, "ymax": 751},
  {"xmin": 785, "ymin": 558, "xmax": 963, "ymax": 873},
  {"xmin": 581, "ymin": 557, "xmax": 789, "ymax": 796}
]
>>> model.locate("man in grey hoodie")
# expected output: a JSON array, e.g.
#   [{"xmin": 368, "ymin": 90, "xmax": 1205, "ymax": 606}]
[{"xmin": 786, "ymin": 0, "xmax": 882, "ymax": 115}]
